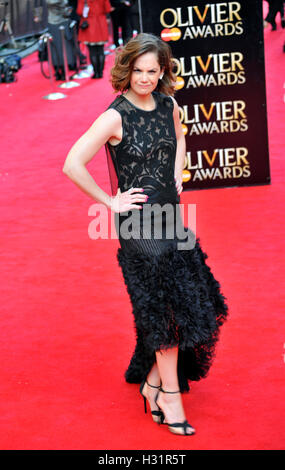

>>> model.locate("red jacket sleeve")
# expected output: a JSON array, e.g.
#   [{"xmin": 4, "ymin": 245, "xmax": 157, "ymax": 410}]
[
  {"xmin": 77, "ymin": 0, "xmax": 111, "ymax": 16},
  {"xmin": 76, "ymin": 0, "xmax": 84, "ymax": 17},
  {"xmin": 104, "ymin": 0, "xmax": 112, "ymax": 14}
]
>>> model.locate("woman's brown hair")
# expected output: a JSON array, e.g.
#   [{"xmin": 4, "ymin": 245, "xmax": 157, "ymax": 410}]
[{"xmin": 110, "ymin": 33, "xmax": 176, "ymax": 96}]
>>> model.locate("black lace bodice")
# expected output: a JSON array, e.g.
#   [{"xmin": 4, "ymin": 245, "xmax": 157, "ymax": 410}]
[{"xmin": 105, "ymin": 91, "xmax": 178, "ymax": 199}]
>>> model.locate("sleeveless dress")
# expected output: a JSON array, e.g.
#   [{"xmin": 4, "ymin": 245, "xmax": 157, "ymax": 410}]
[{"xmin": 105, "ymin": 91, "xmax": 228, "ymax": 393}]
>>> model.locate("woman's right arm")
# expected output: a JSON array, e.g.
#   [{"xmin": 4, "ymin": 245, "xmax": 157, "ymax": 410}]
[{"xmin": 62, "ymin": 109, "xmax": 146, "ymax": 211}]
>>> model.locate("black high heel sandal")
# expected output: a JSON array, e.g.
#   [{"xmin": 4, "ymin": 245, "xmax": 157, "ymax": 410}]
[
  {"xmin": 155, "ymin": 387, "xmax": 196, "ymax": 436},
  {"xmin": 139, "ymin": 380, "xmax": 164, "ymax": 424}
]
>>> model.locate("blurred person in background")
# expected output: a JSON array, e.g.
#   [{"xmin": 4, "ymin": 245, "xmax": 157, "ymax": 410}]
[
  {"xmin": 110, "ymin": 0, "xmax": 133, "ymax": 48},
  {"xmin": 77, "ymin": 0, "xmax": 112, "ymax": 79},
  {"xmin": 264, "ymin": 0, "xmax": 285, "ymax": 30},
  {"xmin": 129, "ymin": 0, "xmax": 139, "ymax": 35},
  {"xmin": 68, "ymin": 0, "xmax": 87, "ymax": 65},
  {"xmin": 46, "ymin": 0, "xmax": 77, "ymax": 80}
]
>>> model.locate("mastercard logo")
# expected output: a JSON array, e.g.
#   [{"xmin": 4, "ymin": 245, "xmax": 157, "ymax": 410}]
[
  {"xmin": 182, "ymin": 124, "xmax": 188, "ymax": 136},
  {"xmin": 161, "ymin": 28, "xmax": 182, "ymax": 42},
  {"xmin": 175, "ymin": 76, "xmax": 185, "ymax": 90},
  {"xmin": 182, "ymin": 170, "xmax": 191, "ymax": 182}
]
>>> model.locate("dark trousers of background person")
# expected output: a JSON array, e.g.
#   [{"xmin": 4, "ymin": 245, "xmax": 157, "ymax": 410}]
[
  {"xmin": 48, "ymin": 21, "xmax": 77, "ymax": 80},
  {"xmin": 265, "ymin": 0, "xmax": 285, "ymax": 29},
  {"xmin": 110, "ymin": 8, "xmax": 132, "ymax": 47},
  {"xmin": 129, "ymin": 3, "xmax": 139, "ymax": 32},
  {"xmin": 87, "ymin": 44, "xmax": 105, "ymax": 78},
  {"xmin": 68, "ymin": 0, "xmax": 87, "ymax": 64}
]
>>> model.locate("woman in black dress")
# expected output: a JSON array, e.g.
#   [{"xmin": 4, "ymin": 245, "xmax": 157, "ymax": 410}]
[{"xmin": 63, "ymin": 33, "xmax": 228, "ymax": 436}]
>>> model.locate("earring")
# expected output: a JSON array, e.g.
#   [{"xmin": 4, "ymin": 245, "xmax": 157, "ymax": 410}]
[{"xmin": 159, "ymin": 73, "xmax": 164, "ymax": 80}]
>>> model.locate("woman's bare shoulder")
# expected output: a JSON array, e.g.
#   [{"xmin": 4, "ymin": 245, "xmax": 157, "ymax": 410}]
[
  {"xmin": 102, "ymin": 107, "xmax": 122, "ymax": 121},
  {"xmin": 169, "ymin": 95, "xmax": 178, "ymax": 108},
  {"xmin": 84, "ymin": 107, "xmax": 122, "ymax": 145},
  {"xmin": 90, "ymin": 107, "xmax": 122, "ymax": 130}
]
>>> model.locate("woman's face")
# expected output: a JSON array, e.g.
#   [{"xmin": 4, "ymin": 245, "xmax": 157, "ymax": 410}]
[{"xmin": 129, "ymin": 52, "xmax": 162, "ymax": 96}]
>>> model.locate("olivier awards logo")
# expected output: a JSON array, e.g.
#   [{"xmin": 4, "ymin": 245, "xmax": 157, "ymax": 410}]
[
  {"xmin": 172, "ymin": 52, "xmax": 246, "ymax": 90},
  {"xmin": 160, "ymin": 2, "xmax": 243, "ymax": 42},
  {"xmin": 182, "ymin": 147, "xmax": 251, "ymax": 183},
  {"xmin": 180, "ymin": 100, "xmax": 248, "ymax": 136}
]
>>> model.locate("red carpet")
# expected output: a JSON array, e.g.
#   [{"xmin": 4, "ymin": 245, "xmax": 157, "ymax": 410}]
[{"xmin": 0, "ymin": 11, "xmax": 285, "ymax": 450}]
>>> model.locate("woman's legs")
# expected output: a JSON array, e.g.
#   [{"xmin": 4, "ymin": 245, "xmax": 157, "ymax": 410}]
[
  {"xmin": 87, "ymin": 44, "xmax": 98, "ymax": 77},
  {"xmin": 96, "ymin": 45, "xmax": 105, "ymax": 78},
  {"xmin": 141, "ymin": 362, "xmax": 161, "ymax": 413},
  {"xmin": 87, "ymin": 44, "xmax": 105, "ymax": 78},
  {"xmin": 151, "ymin": 347, "xmax": 194, "ymax": 435}
]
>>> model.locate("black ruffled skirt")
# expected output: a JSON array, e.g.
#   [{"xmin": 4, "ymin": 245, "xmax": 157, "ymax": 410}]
[{"xmin": 115, "ymin": 189, "xmax": 228, "ymax": 393}]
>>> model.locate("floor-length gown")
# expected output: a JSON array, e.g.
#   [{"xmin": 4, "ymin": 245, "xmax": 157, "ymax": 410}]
[{"xmin": 105, "ymin": 91, "xmax": 229, "ymax": 392}]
